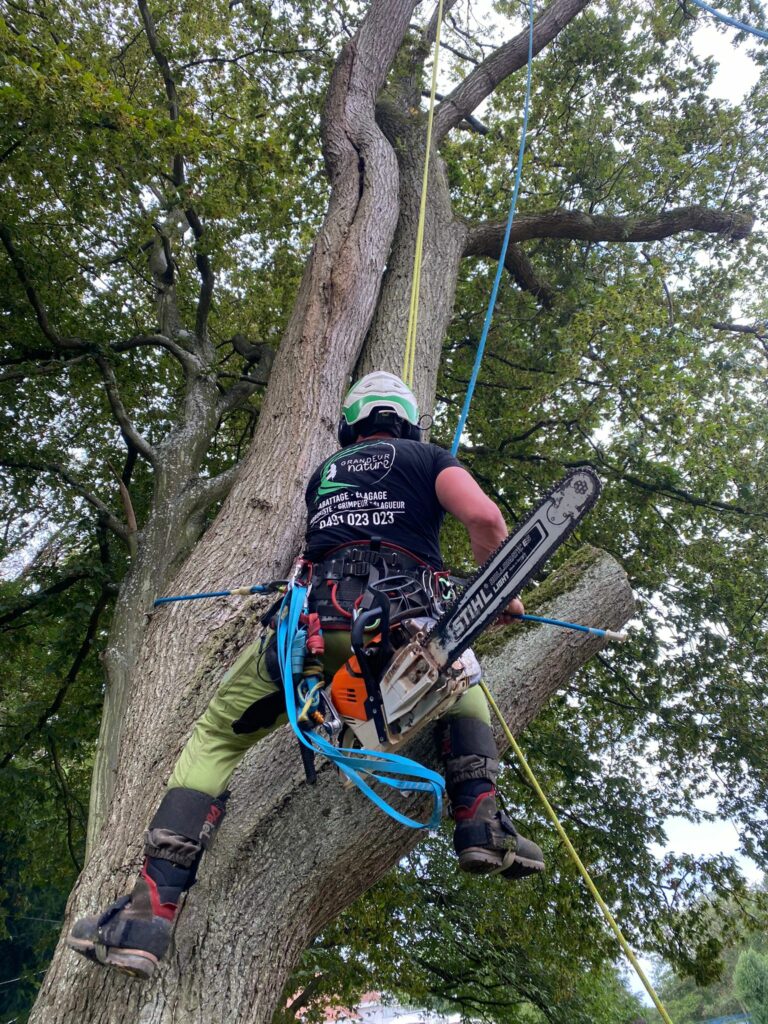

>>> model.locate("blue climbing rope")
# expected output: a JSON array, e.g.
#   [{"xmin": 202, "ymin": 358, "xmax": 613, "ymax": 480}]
[
  {"xmin": 688, "ymin": 0, "xmax": 768, "ymax": 40},
  {"xmin": 514, "ymin": 613, "xmax": 628, "ymax": 641},
  {"xmin": 451, "ymin": 0, "xmax": 535, "ymax": 457},
  {"xmin": 153, "ymin": 583, "xmax": 281, "ymax": 606},
  {"xmin": 275, "ymin": 583, "xmax": 444, "ymax": 830}
]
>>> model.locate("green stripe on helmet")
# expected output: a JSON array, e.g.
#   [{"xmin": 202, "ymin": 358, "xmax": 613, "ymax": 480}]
[{"xmin": 342, "ymin": 392, "xmax": 419, "ymax": 425}]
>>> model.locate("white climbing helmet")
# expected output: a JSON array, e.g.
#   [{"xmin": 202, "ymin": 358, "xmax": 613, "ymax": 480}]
[{"xmin": 338, "ymin": 371, "xmax": 420, "ymax": 444}]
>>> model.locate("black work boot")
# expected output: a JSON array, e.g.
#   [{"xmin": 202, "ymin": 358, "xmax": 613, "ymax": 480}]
[
  {"xmin": 67, "ymin": 787, "xmax": 227, "ymax": 979},
  {"xmin": 441, "ymin": 717, "xmax": 544, "ymax": 881},
  {"xmin": 66, "ymin": 858, "xmax": 186, "ymax": 979},
  {"xmin": 452, "ymin": 784, "xmax": 545, "ymax": 879}
]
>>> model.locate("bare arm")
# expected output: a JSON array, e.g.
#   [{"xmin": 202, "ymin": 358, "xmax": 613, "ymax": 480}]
[
  {"xmin": 435, "ymin": 465, "xmax": 506, "ymax": 562},
  {"xmin": 435, "ymin": 466, "xmax": 524, "ymax": 619}
]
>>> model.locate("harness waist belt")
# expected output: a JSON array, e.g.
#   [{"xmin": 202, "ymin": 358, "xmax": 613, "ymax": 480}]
[
  {"xmin": 309, "ymin": 543, "xmax": 440, "ymax": 629},
  {"xmin": 312, "ymin": 542, "xmax": 433, "ymax": 581}
]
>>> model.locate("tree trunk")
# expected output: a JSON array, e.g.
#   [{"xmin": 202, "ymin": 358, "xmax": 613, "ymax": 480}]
[
  {"xmin": 85, "ymin": 0, "xmax": 417, "ymax": 845},
  {"xmin": 31, "ymin": 548, "xmax": 633, "ymax": 1024}
]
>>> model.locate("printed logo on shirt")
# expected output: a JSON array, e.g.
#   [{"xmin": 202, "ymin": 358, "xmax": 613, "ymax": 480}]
[{"xmin": 317, "ymin": 441, "xmax": 396, "ymax": 496}]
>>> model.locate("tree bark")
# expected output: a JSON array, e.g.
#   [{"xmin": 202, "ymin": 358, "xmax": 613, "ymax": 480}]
[{"xmin": 31, "ymin": 548, "xmax": 633, "ymax": 1024}]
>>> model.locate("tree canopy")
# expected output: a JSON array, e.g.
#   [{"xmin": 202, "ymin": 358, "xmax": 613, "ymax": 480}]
[{"xmin": 1, "ymin": 0, "xmax": 768, "ymax": 1020}]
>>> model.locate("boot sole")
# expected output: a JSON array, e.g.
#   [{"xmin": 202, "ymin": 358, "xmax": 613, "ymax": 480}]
[
  {"xmin": 66, "ymin": 935, "xmax": 158, "ymax": 979},
  {"xmin": 458, "ymin": 847, "xmax": 504, "ymax": 874},
  {"xmin": 458, "ymin": 846, "xmax": 545, "ymax": 878}
]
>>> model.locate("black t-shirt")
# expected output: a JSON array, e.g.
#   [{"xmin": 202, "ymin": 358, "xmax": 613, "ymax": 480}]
[{"xmin": 303, "ymin": 438, "xmax": 462, "ymax": 568}]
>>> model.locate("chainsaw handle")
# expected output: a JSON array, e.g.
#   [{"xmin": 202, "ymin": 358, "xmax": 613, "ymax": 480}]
[{"xmin": 350, "ymin": 588, "xmax": 392, "ymax": 660}]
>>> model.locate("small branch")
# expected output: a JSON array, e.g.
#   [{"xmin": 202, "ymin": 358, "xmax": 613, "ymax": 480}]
[
  {"xmin": 0, "ymin": 136, "xmax": 24, "ymax": 165},
  {"xmin": 107, "ymin": 460, "xmax": 139, "ymax": 557},
  {"xmin": 0, "ymin": 568, "xmax": 91, "ymax": 627},
  {"xmin": 0, "ymin": 225, "xmax": 84, "ymax": 349},
  {"xmin": 712, "ymin": 320, "xmax": 766, "ymax": 339},
  {"xmin": 137, "ymin": 0, "xmax": 183, "ymax": 184},
  {"xmin": 424, "ymin": 91, "xmax": 488, "ymax": 133},
  {"xmin": 0, "ymin": 458, "xmax": 129, "ymax": 542},
  {"xmin": 611, "ymin": 465, "xmax": 768, "ymax": 519},
  {"xmin": 95, "ymin": 355, "xmax": 157, "ymax": 465},
  {"xmin": 136, "ymin": 0, "xmax": 217, "ymax": 344},
  {"xmin": 177, "ymin": 46, "xmax": 326, "ymax": 70},
  {"xmin": 47, "ymin": 735, "xmax": 85, "ymax": 872},
  {"xmin": 283, "ymin": 975, "xmax": 325, "ymax": 1019},
  {"xmin": 642, "ymin": 249, "xmax": 675, "ymax": 326},
  {"xmin": 0, "ymin": 584, "xmax": 112, "ymax": 771},
  {"xmin": 0, "ymin": 353, "xmax": 92, "ymax": 383},
  {"xmin": 111, "ymin": 332, "xmax": 199, "ymax": 371}
]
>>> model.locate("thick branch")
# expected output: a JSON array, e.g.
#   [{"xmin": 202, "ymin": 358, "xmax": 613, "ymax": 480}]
[
  {"xmin": 216, "ymin": 379, "xmax": 261, "ymax": 415},
  {"xmin": 426, "ymin": 91, "xmax": 488, "ymax": 133},
  {"xmin": 465, "ymin": 205, "xmax": 755, "ymax": 252},
  {"xmin": 185, "ymin": 207, "xmax": 215, "ymax": 340},
  {"xmin": 183, "ymin": 465, "xmax": 241, "ymax": 520},
  {"xmin": 434, "ymin": 0, "xmax": 592, "ymax": 140},
  {"xmin": 111, "ymin": 333, "xmax": 198, "ymax": 372},
  {"xmin": 505, "ymin": 242, "xmax": 555, "ymax": 305},
  {"xmin": 424, "ymin": 0, "xmax": 461, "ymax": 44},
  {"xmin": 321, "ymin": 0, "xmax": 418, "ymax": 176},
  {"xmin": 216, "ymin": 343, "xmax": 273, "ymax": 414},
  {"xmin": 95, "ymin": 355, "xmax": 157, "ymax": 465}
]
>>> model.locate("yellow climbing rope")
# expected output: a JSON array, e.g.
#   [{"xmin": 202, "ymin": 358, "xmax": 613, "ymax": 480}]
[
  {"xmin": 481, "ymin": 682, "xmax": 674, "ymax": 1024},
  {"xmin": 402, "ymin": 0, "xmax": 445, "ymax": 389}
]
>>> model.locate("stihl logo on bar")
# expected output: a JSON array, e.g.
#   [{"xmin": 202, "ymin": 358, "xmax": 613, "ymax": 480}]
[
  {"xmin": 448, "ymin": 589, "xmax": 492, "ymax": 641},
  {"xmin": 429, "ymin": 470, "xmax": 602, "ymax": 667},
  {"xmin": 444, "ymin": 524, "xmax": 547, "ymax": 645}
]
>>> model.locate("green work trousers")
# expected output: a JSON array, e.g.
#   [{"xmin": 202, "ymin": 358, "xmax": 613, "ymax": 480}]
[{"xmin": 168, "ymin": 629, "xmax": 490, "ymax": 798}]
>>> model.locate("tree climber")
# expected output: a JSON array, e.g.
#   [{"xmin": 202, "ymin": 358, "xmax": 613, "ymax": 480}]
[{"xmin": 67, "ymin": 371, "xmax": 544, "ymax": 980}]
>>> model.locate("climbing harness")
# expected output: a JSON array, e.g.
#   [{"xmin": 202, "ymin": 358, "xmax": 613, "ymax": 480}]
[
  {"xmin": 274, "ymin": 569, "xmax": 445, "ymax": 830},
  {"xmin": 152, "ymin": 577, "xmax": 625, "ymax": 642}
]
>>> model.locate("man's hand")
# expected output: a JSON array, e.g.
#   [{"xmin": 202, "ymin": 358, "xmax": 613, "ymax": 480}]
[{"xmin": 497, "ymin": 596, "xmax": 525, "ymax": 626}]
